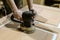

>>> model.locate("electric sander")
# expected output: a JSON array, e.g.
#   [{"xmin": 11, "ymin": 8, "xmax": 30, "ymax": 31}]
[{"xmin": 11, "ymin": 0, "xmax": 36, "ymax": 34}]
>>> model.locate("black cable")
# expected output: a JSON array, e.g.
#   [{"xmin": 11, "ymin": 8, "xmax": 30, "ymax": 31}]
[{"xmin": 10, "ymin": 15, "xmax": 23, "ymax": 23}]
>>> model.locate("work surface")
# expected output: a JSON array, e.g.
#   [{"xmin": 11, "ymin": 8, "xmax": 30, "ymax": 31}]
[{"xmin": 0, "ymin": 22, "xmax": 57, "ymax": 40}]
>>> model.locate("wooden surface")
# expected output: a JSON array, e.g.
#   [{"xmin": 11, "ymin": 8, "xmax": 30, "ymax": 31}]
[
  {"xmin": 0, "ymin": 21, "xmax": 57, "ymax": 40},
  {"xmin": 0, "ymin": 27, "xmax": 35, "ymax": 40}
]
